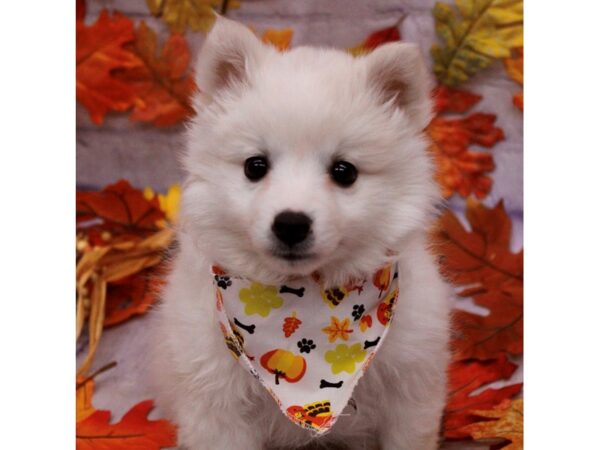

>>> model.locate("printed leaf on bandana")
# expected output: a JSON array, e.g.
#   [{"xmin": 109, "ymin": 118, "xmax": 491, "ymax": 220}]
[
  {"xmin": 76, "ymin": 10, "xmax": 141, "ymax": 124},
  {"xmin": 444, "ymin": 354, "xmax": 522, "ymax": 438},
  {"xmin": 459, "ymin": 398, "xmax": 523, "ymax": 450},
  {"xmin": 503, "ymin": 47, "xmax": 524, "ymax": 111},
  {"xmin": 146, "ymin": 0, "xmax": 241, "ymax": 34},
  {"xmin": 427, "ymin": 90, "xmax": 504, "ymax": 199},
  {"xmin": 76, "ymin": 400, "xmax": 177, "ymax": 449},
  {"xmin": 348, "ymin": 22, "xmax": 401, "ymax": 56},
  {"xmin": 431, "ymin": 0, "xmax": 523, "ymax": 86},
  {"xmin": 432, "ymin": 200, "xmax": 523, "ymax": 360},
  {"xmin": 283, "ymin": 311, "xmax": 302, "ymax": 338},
  {"xmin": 116, "ymin": 22, "xmax": 196, "ymax": 127},
  {"xmin": 322, "ymin": 316, "xmax": 353, "ymax": 343}
]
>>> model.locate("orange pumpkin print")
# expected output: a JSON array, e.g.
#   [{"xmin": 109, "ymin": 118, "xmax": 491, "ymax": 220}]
[
  {"xmin": 260, "ymin": 349, "xmax": 306, "ymax": 385},
  {"xmin": 373, "ymin": 266, "xmax": 391, "ymax": 296}
]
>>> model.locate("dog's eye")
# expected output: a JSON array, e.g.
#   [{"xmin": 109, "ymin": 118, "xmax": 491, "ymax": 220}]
[
  {"xmin": 330, "ymin": 161, "xmax": 358, "ymax": 187},
  {"xmin": 244, "ymin": 156, "xmax": 269, "ymax": 181}
]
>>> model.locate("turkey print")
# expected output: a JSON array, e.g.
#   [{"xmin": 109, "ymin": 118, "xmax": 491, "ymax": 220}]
[{"xmin": 212, "ymin": 263, "xmax": 400, "ymax": 434}]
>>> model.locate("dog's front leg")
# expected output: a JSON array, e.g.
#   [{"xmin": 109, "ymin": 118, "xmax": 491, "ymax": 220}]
[{"xmin": 173, "ymin": 364, "xmax": 264, "ymax": 450}]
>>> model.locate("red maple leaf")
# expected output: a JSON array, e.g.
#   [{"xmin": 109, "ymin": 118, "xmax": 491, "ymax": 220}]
[{"xmin": 444, "ymin": 354, "xmax": 522, "ymax": 439}]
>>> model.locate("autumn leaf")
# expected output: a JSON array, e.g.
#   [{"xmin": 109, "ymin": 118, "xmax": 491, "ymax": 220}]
[
  {"xmin": 444, "ymin": 354, "xmax": 522, "ymax": 438},
  {"xmin": 77, "ymin": 0, "xmax": 86, "ymax": 21},
  {"xmin": 77, "ymin": 180, "xmax": 165, "ymax": 235},
  {"xmin": 433, "ymin": 200, "xmax": 523, "ymax": 360},
  {"xmin": 431, "ymin": 0, "xmax": 523, "ymax": 86},
  {"xmin": 433, "ymin": 85, "xmax": 482, "ymax": 114},
  {"xmin": 76, "ymin": 10, "xmax": 141, "ymax": 124},
  {"xmin": 261, "ymin": 28, "xmax": 294, "ymax": 52},
  {"xmin": 114, "ymin": 22, "xmax": 196, "ymax": 127},
  {"xmin": 460, "ymin": 398, "xmax": 523, "ymax": 450},
  {"xmin": 144, "ymin": 184, "xmax": 182, "ymax": 223},
  {"xmin": 104, "ymin": 270, "xmax": 165, "ymax": 327},
  {"xmin": 503, "ymin": 47, "xmax": 523, "ymax": 111},
  {"xmin": 146, "ymin": 0, "xmax": 240, "ymax": 34},
  {"xmin": 77, "ymin": 400, "xmax": 177, "ymax": 449},
  {"xmin": 348, "ymin": 22, "xmax": 401, "ymax": 56},
  {"xmin": 282, "ymin": 311, "xmax": 302, "ymax": 338},
  {"xmin": 427, "ymin": 96, "xmax": 504, "ymax": 199}
]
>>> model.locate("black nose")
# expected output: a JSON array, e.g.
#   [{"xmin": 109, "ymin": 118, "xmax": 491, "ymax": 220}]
[{"xmin": 272, "ymin": 211, "xmax": 312, "ymax": 246}]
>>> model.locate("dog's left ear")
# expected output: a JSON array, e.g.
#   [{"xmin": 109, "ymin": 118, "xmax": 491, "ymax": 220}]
[{"xmin": 363, "ymin": 43, "xmax": 433, "ymax": 130}]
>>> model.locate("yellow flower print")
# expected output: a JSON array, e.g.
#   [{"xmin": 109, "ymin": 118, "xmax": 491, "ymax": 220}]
[
  {"xmin": 324, "ymin": 343, "xmax": 367, "ymax": 375},
  {"xmin": 322, "ymin": 316, "xmax": 353, "ymax": 343},
  {"xmin": 239, "ymin": 282, "xmax": 284, "ymax": 317}
]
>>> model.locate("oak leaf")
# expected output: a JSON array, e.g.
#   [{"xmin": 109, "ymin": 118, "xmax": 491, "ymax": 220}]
[
  {"xmin": 503, "ymin": 47, "xmax": 523, "ymax": 111},
  {"xmin": 116, "ymin": 22, "xmax": 196, "ymax": 127},
  {"xmin": 76, "ymin": 11, "xmax": 141, "ymax": 124},
  {"xmin": 433, "ymin": 200, "xmax": 523, "ymax": 360},
  {"xmin": 77, "ymin": 180, "xmax": 165, "ymax": 236},
  {"xmin": 146, "ymin": 0, "xmax": 240, "ymax": 34},
  {"xmin": 431, "ymin": 0, "xmax": 523, "ymax": 86},
  {"xmin": 76, "ymin": 400, "xmax": 177, "ymax": 449},
  {"xmin": 427, "ymin": 99, "xmax": 504, "ymax": 199},
  {"xmin": 348, "ymin": 23, "xmax": 401, "ymax": 56},
  {"xmin": 444, "ymin": 354, "xmax": 522, "ymax": 438},
  {"xmin": 460, "ymin": 398, "xmax": 523, "ymax": 450}
]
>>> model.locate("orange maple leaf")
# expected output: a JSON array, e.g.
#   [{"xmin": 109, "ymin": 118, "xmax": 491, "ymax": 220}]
[
  {"xmin": 322, "ymin": 316, "xmax": 353, "ymax": 343},
  {"xmin": 261, "ymin": 28, "xmax": 294, "ymax": 52},
  {"xmin": 459, "ymin": 398, "xmax": 523, "ymax": 450},
  {"xmin": 503, "ymin": 47, "xmax": 523, "ymax": 111},
  {"xmin": 427, "ymin": 90, "xmax": 504, "ymax": 199},
  {"xmin": 77, "ymin": 180, "xmax": 165, "ymax": 236},
  {"xmin": 116, "ymin": 21, "xmax": 197, "ymax": 127},
  {"xmin": 433, "ymin": 200, "xmax": 523, "ymax": 360},
  {"xmin": 76, "ymin": 400, "xmax": 177, "ymax": 449},
  {"xmin": 444, "ymin": 354, "xmax": 522, "ymax": 439},
  {"xmin": 76, "ymin": 10, "xmax": 141, "ymax": 124}
]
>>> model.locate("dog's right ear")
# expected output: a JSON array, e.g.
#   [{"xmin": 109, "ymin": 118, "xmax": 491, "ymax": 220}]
[{"xmin": 195, "ymin": 17, "xmax": 269, "ymax": 100}]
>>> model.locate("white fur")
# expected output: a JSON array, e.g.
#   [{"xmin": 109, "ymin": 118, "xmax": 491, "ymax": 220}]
[{"xmin": 151, "ymin": 17, "xmax": 450, "ymax": 450}]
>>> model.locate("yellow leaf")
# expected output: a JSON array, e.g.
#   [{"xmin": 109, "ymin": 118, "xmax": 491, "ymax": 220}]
[
  {"xmin": 431, "ymin": 0, "xmax": 523, "ymax": 86},
  {"xmin": 76, "ymin": 377, "xmax": 96, "ymax": 422},
  {"xmin": 261, "ymin": 28, "xmax": 294, "ymax": 51},
  {"xmin": 460, "ymin": 398, "xmax": 523, "ymax": 450},
  {"xmin": 146, "ymin": 0, "xmax": 241, "ymax": 34}
]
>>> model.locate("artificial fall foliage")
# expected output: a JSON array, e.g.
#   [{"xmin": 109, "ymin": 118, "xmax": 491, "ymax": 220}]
[
  {"xmin": 348, "ymin": 22, "xmax": 401, "ymax": 56},
  {"xmin": 76, "ymin": 9, "xmax": 195, "ymax": 126},
  {"xmin": 77, "ymin": 369, "xmax": 177, "ymax": 450},
  {"xmin": 444, "ymin": 354, "xmax": 522, "ymax": 438},
  {"xmin": 431, "ymin": 0, "xmax": 523, "ymax": 86},
  {"xmin": 428, "ymin": 86, "xmax": 504, "ymax": 199},
  {"xmin": 146, "ymin": 0, "xmax": 240, "ymax": 34},
  {"xmin": 433, "ymin": 200, "xmax": 523, "ymax": 361},
  {"xmin": 504, "ymin": 47, "xmax": 524, "ymax": 110},
  {"xmin": 460, "ymin": 398, "xmax": 524, "ymax": 449}
]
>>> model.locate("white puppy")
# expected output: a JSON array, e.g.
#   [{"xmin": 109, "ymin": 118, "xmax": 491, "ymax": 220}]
[{"xmin": 151, "ymin": 17, "xmax": 450, "ymax": 450}]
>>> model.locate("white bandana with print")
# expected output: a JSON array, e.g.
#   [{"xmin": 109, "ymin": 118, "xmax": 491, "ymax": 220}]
[{"xmin": 212, "ymin": 263, "xmax": 399, "ymax": 435}]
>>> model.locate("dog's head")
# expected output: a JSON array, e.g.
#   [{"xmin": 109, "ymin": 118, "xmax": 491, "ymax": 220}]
[{"xmin": 181, "ymin": 18, "xmax": 438, "ymax": 285}]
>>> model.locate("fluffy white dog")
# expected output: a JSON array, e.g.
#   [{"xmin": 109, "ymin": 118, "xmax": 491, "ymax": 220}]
[{"xmin": 151, "ymin": 17, "xmax": 450, "ymax": 450}]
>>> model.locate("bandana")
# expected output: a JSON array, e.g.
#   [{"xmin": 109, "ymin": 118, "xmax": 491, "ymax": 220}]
[{"xmin": 211, "ymin": 263, "xmax": 399, "ymax": 435}]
